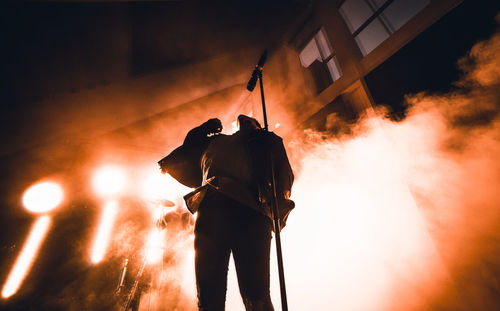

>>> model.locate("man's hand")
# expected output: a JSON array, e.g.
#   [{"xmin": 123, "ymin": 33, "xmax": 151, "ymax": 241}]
[{"xmin": 201, "ymin": 118, "xmax": 222, "ymax": 135}]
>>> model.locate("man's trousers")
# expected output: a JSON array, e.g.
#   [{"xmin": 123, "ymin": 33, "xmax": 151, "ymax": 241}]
[{"xmin": 194, "ymin": 190, "xmax": 274, "ymax": 311}]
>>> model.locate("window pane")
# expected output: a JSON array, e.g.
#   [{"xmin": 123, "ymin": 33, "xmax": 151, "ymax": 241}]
[
  {"xmin": 377, "ymin": 8, "xmax": 396, "ymax": 33},
  {"xmin": 299, "ymin": 38, "xmax": 321, "ymax": 68},
  {"xmin": 381, "ymin": 0, "xmax": 430, "ymax": 31},
  {"xmin": 326, "ymin": 56, "xmax": 342, "ymax": 81},
  {"xmin": 366, "ymin": 0, "xmax": 387, "ymax": 10},
  {"xmin": 315, "ymin": 28, "xmax": 333, "ymax": 59},
  {"xmin": 339, "ymin": 0, "xmax": 374, "ymax": 33},
  {"xmin": 310, "ymin": 59, "xmax": 334, "ymax": 92},
  {"xmin": 354, "ymin": 18, "xmax": 390, "ymax": 55}
]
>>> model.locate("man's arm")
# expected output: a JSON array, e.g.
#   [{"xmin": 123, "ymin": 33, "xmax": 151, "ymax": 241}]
[
  {"xmin": 272, "ymin": 136, "xmax": 294, "ymax": 199},
  {"xmin": 184, "ymin": 118, "xmax": 222, "ymax": 145},
  {"xmin": 157, "ymin": 118, "xmax": 222, "ymax": 188},
  {"xmin": 271, "ymin": 135, "xmax": 295, "ymax": 229}
]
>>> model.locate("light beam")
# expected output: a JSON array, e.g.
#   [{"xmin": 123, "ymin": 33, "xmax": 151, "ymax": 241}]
[
  {"xmin": 2, "ymin": 216, "xmax": 51, "ymax": 298},
  {"xmin": 145, "ymin": 228, "xmax": 165, "ymax": 264},
  {"xmin": 91, "ymin": 200, "xmax": 119, "ymax": 264}
]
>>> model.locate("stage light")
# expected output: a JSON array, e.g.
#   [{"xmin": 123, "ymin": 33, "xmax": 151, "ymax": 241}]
[
  {"xmin": 91, "ymin": 165, "xmax": 126, "ymax": 197},
  {"xmin": 2, "ymin": 181, "xmax": 64, "ymax": 299},
  {"xmin": 89, "ymin": 165, "xmax": 126, "ymax": 264},
  {"xmin": 22, "ymin": 182, "xmax": 63, "ymax": 214}
]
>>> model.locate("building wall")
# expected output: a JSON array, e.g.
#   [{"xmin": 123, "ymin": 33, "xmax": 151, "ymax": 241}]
[{"xmin": 285, "ymin": 0, "xmax": 464, "ymax": 127}]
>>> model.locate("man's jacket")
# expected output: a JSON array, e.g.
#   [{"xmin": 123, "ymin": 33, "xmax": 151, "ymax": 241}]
[{"xmin": 158, "ymin": 124, "xmax": 294, "ymax": 230}]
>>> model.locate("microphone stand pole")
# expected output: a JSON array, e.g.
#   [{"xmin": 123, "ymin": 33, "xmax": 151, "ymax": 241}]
[
  {"xmin": 257, "ymin": 69, "xmax": 288, "ymax": 311},
  {"xmin": 122, "ymin": 256, "xmax": 147, "ymax": 311}
]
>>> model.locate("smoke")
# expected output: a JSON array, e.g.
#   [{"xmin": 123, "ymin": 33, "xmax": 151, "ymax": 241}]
[
  {"xmin": 0, "ymin": 50, "xmax": 269, "ymax": 311},
  {"xmin": 3, "ymin": 5, "xmax": 499, "ymax": 310},
  {"xmin": 270, "ymin": 24, "xmax": 500, "ymax": 311},
  {"xmin": 54, "ymin": 21, "xmax": 500, "ymax": 311}
]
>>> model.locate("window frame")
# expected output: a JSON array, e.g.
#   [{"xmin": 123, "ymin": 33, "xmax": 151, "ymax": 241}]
[
  {"xmin": 339, "ymin": 0, "xmax": 430, "ymax": 56},
  {"xmin": 339, "ymin": 0, "xmax": 396, "ymax": 38},
  {"xmin": 298, "ymin": 27, "xmax": 343, "ymax": 92}
]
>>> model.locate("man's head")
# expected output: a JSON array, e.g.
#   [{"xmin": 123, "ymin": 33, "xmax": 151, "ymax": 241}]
[{"xmin": 237, "ymin": 115, "xmax": 261, "ymax": 131}]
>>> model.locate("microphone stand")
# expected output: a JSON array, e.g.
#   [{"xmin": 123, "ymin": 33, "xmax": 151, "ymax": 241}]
[
  {"xmin": 255, "ymin": 67, "xmax": 289, "ymax": 311},
  {"xmin": 122, "ymin": 256, "xmax": 147, "ymax": 311}
]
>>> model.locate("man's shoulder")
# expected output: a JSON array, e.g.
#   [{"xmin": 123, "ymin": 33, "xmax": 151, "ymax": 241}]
[
  {"xmin": 242, "ymin": 130, "xmax": 283, "ymax": 144},
  {"xmin": 209, "ymin": 133, "xmax": 230, "ymax": 142},
  {"xmin": 262, "ymin": 131, "xmax": 284, "ymax": 143},
  {"xmin": 205, "ymin": 133, "xmax": 231, "ymax": 148},
  {"xmin": 268, "ymin": 131, "xmax": 283, "ymax": 140}
]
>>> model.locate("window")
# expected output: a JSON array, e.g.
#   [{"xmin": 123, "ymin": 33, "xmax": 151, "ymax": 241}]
[
  {"xmin": 339, "ymin": 0, "xmax": 430, "ymax": 56},
  {"xmin": 299, "ymin": 28, "xmax": 342, "ymax": 92}
]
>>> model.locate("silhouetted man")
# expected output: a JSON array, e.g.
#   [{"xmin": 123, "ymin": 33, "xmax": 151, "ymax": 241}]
[{"xmin": 159, "ymin": 115, "xmax": 294, "ymax": 311}]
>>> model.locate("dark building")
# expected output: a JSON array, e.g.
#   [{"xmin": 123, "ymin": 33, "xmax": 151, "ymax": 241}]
[{"xmin": 281, "ymin": 0, "xmax": 499, "ymax": 127}]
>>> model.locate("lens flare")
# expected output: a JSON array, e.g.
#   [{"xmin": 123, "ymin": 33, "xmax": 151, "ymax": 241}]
[
  {"xmin": 91, "ymin": 200, "xmax": 119, "ymax": 264},
  {"xmin": 22, "ymin": 182, "xmax": 63, "ymax": 214},
  {"xmin": 2, "ymin": 216, "xmax": 51, "ymax": 299},
  {"xmin": 92, "ymin": 165, "xmax": 126, "ymax": 197}
]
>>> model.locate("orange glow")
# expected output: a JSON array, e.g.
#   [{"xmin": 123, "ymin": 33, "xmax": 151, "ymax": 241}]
[
  {"xmin": 258, "ymin": 118, "xmax": 450, "ymax": 310},
  {"xmin": 91, "ymin": 200, "xmax": 119, "ymax": 263},
  {"xmin": 22, "ymin": 182, "xmax": 63, "ymax": 214},
  {"xmin": 144, "ymin": 228, "xmax": 165, "ymax": 264},
  {"xmin": 231, "ymin": 120, "xmax": 238, "ymax": 133},
  {"xmin": 140, "ymin": 167, "xmax": 191, "ymax": 201},
  {"xmin": 91, "ymin": 165, "xmax": 126, "ymax": 197},
  {"xmin": 218, "ymin": 116, "xmax": 454, "ymax": 310},
  {"xmin": 2, "ymin": 216, "xmax": 51, "ymax": 299},
  {"xmin": 178, "ymin": 239, "xmax": 196, "ymax": 303},
  {"xmin": 141, "ymin": 172, "xmax": 171, "ymax": 201}
]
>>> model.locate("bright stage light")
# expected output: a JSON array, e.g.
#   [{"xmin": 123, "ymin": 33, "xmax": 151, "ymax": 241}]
[
  {"xmin": 92, "ymin": 165, "xmax": 126, "ymax": 197},
  {"xmin": 2, "ymin": 216, "xmax": 51, "ymax": 299},
  {"xmin": 91, "ymin": 200, "xmax": 119, "ymax": 264},
  {"xmin": 22, "ymin": 182, "xmax": 63, "ymax": 214}
]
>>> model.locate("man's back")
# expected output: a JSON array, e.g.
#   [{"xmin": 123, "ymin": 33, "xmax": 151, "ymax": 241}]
[
  {"xmin": 201, "ymin": 132, "xmax": 254, "ymax": 191},
  {"xmin": 158, "ymin": 116, "xmax": 293, "ymax": 311}
]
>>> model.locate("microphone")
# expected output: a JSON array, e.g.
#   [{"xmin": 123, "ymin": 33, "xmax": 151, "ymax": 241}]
[{"xmin": 246, "ymin": 50, "xmax": 268, "ymax": 92}]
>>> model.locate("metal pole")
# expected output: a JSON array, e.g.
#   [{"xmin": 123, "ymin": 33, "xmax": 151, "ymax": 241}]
[
  {"xmin": 258, "ymin": 71, "xmax": 288, "ymax": 311},
  {"xmin": 122, "ymin": 257, "xmax": 147, "ymax": 311}
]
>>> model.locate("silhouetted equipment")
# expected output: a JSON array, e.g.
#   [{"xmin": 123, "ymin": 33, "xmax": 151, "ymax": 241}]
[
  {"xmin": 246, "ymin": 50, "xmax": 268, "ymax": 92},
  {"xmin": 115, "ymin": 259, "xmax": 129, "ymax": 295},
  {"xmin": 122, "ymin": 257, "xmax": 147, "ymax": 311},
  {"xmin": 246, "ymin": 49, "xmax": 289, "ymax": 311}
]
